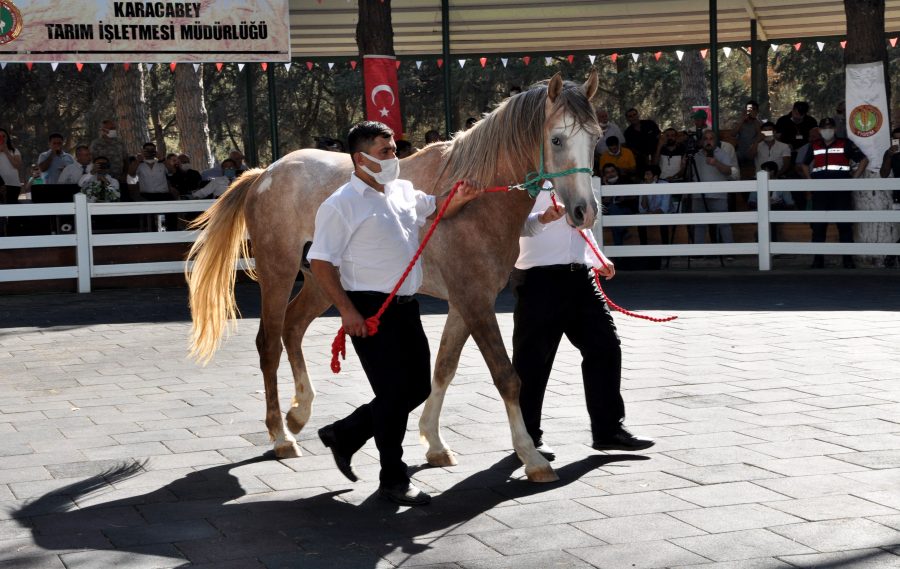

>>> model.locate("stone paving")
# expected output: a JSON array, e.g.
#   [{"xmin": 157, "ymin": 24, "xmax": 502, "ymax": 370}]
[{"xmin": 2, "ymin": 270, "xmax": 900, "ymax": 568}]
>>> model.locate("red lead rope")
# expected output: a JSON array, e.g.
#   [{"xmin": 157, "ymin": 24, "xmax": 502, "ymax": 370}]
[
  {"xmin": 548, "ymin": 193, "xmax": 677, "ymax": 324},
  {"xmin": 330, "ymin": 183, "xmax": 675, "ymax": 374}
]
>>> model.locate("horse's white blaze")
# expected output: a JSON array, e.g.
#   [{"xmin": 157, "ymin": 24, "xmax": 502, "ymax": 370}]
[
  {"xmin": 548, "ymin": 112, "xmax": 598, "ymax": 229},
  {"xmin": 256, "ymin": 176, "xmax": 272, "ymax": 194}
]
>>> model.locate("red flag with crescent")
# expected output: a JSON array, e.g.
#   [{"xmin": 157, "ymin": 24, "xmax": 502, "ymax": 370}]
[{"xmin": 364, "ymin": 55, "xmax": 403, "ymax": 139}]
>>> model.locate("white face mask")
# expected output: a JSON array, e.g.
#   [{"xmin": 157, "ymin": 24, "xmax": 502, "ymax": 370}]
[
  {"xmin": 145, "ymin": 159, "xmax": 156, "ymax": 165},
  {"xmin": 820, "ymin": 128, "xmax": 835, "ymax": 142},
  {"xmin": 606, "ymin": 176, "xmax": 619, "ymax": 184},
  {"xmin": 179, "ymin": 163, "xmax": 190, "ymax": 172},
  {"xmin": 106, "ymin": 129, "xmax": 118, "ymax": 139},
  {"xmin": 761, "ymin": 130, "xmax": 774, "ymax": 140},
  {"xmin": 360, "ymin": 151, "xmax": 400, "ymax": 185}
]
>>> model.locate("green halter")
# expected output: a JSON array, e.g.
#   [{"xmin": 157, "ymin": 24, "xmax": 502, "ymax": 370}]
[{"xmin": 518, "ymin": 142, "xmax": 594, "ymax": 198}]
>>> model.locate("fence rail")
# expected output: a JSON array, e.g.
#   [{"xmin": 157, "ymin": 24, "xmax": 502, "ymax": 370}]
[{"xmin": 1, "ymin": 174, "xmax": 899, "ymax": 292}]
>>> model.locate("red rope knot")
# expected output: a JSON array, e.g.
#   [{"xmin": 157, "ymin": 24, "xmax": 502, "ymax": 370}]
[{"xmin": 329, "ymin": 315, "xmax": 384, "ymax": 374}]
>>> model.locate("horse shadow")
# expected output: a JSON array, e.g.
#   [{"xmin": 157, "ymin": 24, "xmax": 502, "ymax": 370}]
[{"xmin": 12, "ymin": 452, "xmax": 647, "ymax": 567}]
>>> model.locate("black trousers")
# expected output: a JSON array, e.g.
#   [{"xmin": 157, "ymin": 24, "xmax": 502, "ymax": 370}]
[
  {"xmin": 331, "ymin": 291, "xmax": 431, "ymax": 487},
  {"xmin": 811, "ymin": 189, "xmax": 854, "ymax": 264},
  {"xmin": 511, "ymin": 265, "xmax": 625, "ymax": 445}
]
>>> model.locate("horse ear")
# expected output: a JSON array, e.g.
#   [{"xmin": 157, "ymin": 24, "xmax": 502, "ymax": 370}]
[
  {"xmin": 547, "ymin": 73, "xmax": 563, "ymax": 102},
  {"xmin": 583, "ymin": 69, "xmax": 599, "ymax": 101}
]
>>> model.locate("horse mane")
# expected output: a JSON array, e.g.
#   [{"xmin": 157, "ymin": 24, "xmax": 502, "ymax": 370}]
[{"xmin": 437, "ymin": 79, "xmax": 599, "ymax": 192}]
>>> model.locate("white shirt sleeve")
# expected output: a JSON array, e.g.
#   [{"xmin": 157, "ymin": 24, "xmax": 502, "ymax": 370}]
[
  {"xmin": 413, "ymin": 190, "xmax": 437, "ymax": 226},
  {"xmin": 307, "ymin": 202, "xmax": 353, "ymax": 266},
  {"xmin": 521, "ymin": 212, "xmax": 548, "ymax": 237}
]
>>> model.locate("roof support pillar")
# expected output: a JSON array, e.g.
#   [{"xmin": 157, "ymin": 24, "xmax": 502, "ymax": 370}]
[
  {"xmin": 709, "ymin": 0, "xmax": 719, "ymax": 130},
  {"xmin": 267, "ymin": 63, "xmax": 280, "ymax": 161},
  {"xmin": 441, "ymin": 0, "xmax": 452, "ymax": 139},
  {"xmin": 244, "ymin": 64, "xmax": 258, "ymax": 167}
]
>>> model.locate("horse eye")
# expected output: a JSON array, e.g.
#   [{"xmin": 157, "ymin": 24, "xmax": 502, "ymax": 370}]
[{"xmin": 551, "ymin": 136, "xmax": 562, "ymax": 146}]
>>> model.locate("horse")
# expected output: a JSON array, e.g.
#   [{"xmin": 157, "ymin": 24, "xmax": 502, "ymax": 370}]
[{"xmin": 186, "ymin": 71, "xmax": 600, "ymax": 483}]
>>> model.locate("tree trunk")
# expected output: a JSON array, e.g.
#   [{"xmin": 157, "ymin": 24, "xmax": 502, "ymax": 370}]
[
  {"xmin": 111, "ymin": 64, "xmax": 151, "ymax": 153},
  {"xmin": 147, "ymin": 67, "xmax": 167, "ymax": 155},
  {"xmin": 679, "ymin": 50, "xmax": 709, "ymax": 126},
  {"xmin": 845, "ymin": 0, "xmax": 895, "ymax": 266},
  {"xmin": 356, "ymin": 0, "xmax": 394, "ymax": 56},
  {"xmin": 174, "ymin": 66, "xmax": 213, "ymax": 170}
]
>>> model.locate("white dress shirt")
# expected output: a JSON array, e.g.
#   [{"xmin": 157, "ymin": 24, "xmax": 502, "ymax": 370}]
[
  {"xmin": 754, "ymin": 139, "xmax": 792, "ymax": 171},
  {"xmin": 135, "ymin": 160, "xmax": 171, "ymax": 194},
  {"xmin": 307, "ymin": 173, "xmax": 436, "ymax": 295},
  {"xmin": 59, "ymin": 162, "xmax": 91, "ymax": 185},
  {"xmin": 516, "ymin": 191, "xmax": 604, "ymax": 270}
]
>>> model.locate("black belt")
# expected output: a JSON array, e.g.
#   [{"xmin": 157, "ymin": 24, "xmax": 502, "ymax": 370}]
[
  {"xmin": 525, "ymin": 263, "xmax": 588, "ymax": 272},
  {"xmin": 348, "ymin": 291, "xmax": 416, "ymax": 304}
]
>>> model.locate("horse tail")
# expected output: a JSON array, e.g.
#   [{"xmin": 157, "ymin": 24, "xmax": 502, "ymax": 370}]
[{"xmin": 186, "ymin": 168, "xmax": 265, "ymax": 364}]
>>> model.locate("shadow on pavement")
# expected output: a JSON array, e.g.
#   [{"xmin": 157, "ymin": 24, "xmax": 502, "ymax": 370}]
[{"xmin": 13, "ymin": 452, "xmax": 643, "ymax": 567}]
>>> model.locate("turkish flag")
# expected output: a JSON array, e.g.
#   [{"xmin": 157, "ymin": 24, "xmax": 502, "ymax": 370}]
[{"xmin": 364, "ymin": 55, "xmax": 403, "ymax": 139}]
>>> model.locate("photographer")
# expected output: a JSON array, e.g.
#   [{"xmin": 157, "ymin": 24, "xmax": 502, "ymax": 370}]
[
  {"xmin": 731, "ymin": 100, "xmax": 763, "ymax": 179},
  {"xmin": 79, "ymin": 156, "xmax": 121, "ymax": 202},
  {"xmin": 690, "ymin": 130, "xmax": 735, "ymax": 247}
]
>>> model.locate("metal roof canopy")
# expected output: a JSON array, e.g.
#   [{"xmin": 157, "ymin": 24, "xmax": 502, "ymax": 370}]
[{"xmin": 289, "ymin": 0, "xmax": 900, "ymax": 58}]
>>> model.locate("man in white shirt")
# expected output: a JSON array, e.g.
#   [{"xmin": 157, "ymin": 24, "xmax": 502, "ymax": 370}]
[
  {"xmin": 594, "ymin": 108, "xmax": 625, "ymax": 155},
  {"xmin": 128, "ymin": 142, "xmax": 178, "ymax": 200},
  {"xmin": 511, "ymin": 191, "xmax": 654, "ymax": 461},
  {"xmin": 37, "ymin": 133, "xmax": 75, "ymax": 184},
  {"xmin": 308, "ymin": 121, "xmax": 480, "ymax": 506},
  {"xmin": 749, "ymin": 121, "xmax": 792, "ymax": 178},
  {"xmin": 78, "ymin": 156, "xmax": 121, "ymax": 201},
  {"xmin": 58, "ymin": 145, "xmax": 93, "ymax": 185},
  {"xmin": 691, "ymin": 130, "xmax": 736, "ymax": 245}
]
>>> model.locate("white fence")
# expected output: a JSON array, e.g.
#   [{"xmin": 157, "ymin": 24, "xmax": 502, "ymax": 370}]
[
  {"xmin": 1, "ymin": 175, "xmax": 899, "ymax": 293},
  {"xmin": 594, "ymin": 172, "xmax": 900, "ymax": 270}
]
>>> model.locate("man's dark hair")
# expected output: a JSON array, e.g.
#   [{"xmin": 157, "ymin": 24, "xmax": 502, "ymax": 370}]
[
  {"xmin": 396, "ymin": 140, "xmax": 412, "ymax": 153},
  {"xmin": 465, "ymin": 117, "xmax": 477, "ymax": 128},
  {"xmin": 166, "ymin": 153, "xmax": 177, "ymax": 160},
  {"xmin": 143, "ymin": 142, "xmax": 156, "ymax": 150},
  {"xmin": 760, "ymin": 160, "xmax": 779, "ymax": 174},
  {"xmin": 74, "ymin": 144, "xmax": 89, "ymax": 153},
  {"xmin": 626, "ymin": 108, "xmax": 638, "ymax": 115},
  {"xmin": 93, "ymin": 155, "xmax": 110, "ymax": 164},
  {"xmin": 347, "ymin": 121, "xmax": 393, "ymax": 158},
  {"xmin": 793, "ymin": 101, "xmax": 810, "ymax": 115},
  {"xmin": 606, "ymin": 136, "xmax": 620, "ymax": 147},
  {"xmin": 221, "ymin": 159, "xmax": 237, "ymax": 168},
  {"xmin": 645, "ymin": 164, "xmax": 661, "ymax": 177},
  {"xmin": 601, "ymin": 162, "xmax": 620, "ymax": 173},
  {"xmin": 424, "ymin": 129, "xmax": 441, "ymax": 144},
  {"xmin": 746, "ymin": 100, "xmax": 759, "ymax": 108},
  {"xmin": 48, "ymin": 133, "xmax": 64, "ymax": 142}
]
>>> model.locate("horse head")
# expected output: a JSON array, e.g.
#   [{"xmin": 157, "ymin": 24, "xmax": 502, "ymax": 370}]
[
  {"xmin": 439, "ymin": 70, "xmax": 599, "ymax": 229},
  {"xmin": 541, "ymin": 71, "xmax": 600, "ymax": 229}
]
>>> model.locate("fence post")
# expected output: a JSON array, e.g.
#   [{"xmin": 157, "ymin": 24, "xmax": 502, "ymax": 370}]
[
  {"xmin": 756, "ymin": 170, "xmax": 771, "ymax": 271},
  {"xmin": 74, "ymin": 193, "xmax": 92, "ymax": 293},
  {"xmin": 592, "ymin": 177, "xmax": 605, "ymax": 246}
]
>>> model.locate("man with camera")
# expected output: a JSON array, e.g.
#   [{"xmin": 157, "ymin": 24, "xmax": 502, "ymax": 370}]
[
  {"xmin": 691, "ymin": 130, "xmax": 735, "ymax": 247},
  {"xmin": 731, "ymin": 100, "xmax": 763, "ymax": 180}
]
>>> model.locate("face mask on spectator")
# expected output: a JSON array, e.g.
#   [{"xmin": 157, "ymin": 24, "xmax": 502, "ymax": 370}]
[
  {"xmin": 223, "ymin": 168, "xmax": 236, "ymax": 179},
  {"xmin": 820, "ymin": 129, "xmax": 835, "ymax": 142},
  {"xmin": 606, "ymin": 175, "xmax": 618, "ymax": 184},
  {"xmin": 106, "ymin": 130, "xmax": 118, "ymax": 139},
  {"xmin": 762, "ymin": 130, "xmax": 774, "ymax": 140},
  {"xmin": 179, "ymin": 163, "xmax": 190, "ymax": 172}
]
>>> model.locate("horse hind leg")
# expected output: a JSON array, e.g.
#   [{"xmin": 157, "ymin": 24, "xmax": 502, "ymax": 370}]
[
  {"xmin": 282, "ymin": 274, "xmax": 332, "ymax": 435},
  {"xmin": 257, "ymin": 267, "xmax": 302, "ymax": 459},
  {"xmin": 419, "ymin": 304, "xmax": 469, "ymax": 467}
]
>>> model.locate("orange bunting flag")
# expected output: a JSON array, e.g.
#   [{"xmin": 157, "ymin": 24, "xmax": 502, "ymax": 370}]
[
  {"xmin": 566, "ymin": 54, "xmax": 574, "ymax": 64},
  {"xmin": 306, "ymin": 61, "xmax": 313, "ymax": 70},
  {"xmin": 610, "ymin": 53, "xmax": 618, "ymax": 62},
  {"xmin": 891, "ymin": 38, "xmax": 898, "ymax": 47},
  {"xmin": 479, "ymin": 57, "xmax": 487, "ymax": 68},
  {"xmin": 395, "ymin": 60, "xmax": 401, "ymax": 69},
  {"xmin": 841, "ymin": 40, "xmax": 847, "ymax": 49},
  {"xmin": 123, "ymin": 62, "xmax": 130, "ymax": 71},
  {"xmin": 522, "ymin": 56, "xmax": 530, "ymax": 65},
  {"xmin": 169, "ymin": 62, "xmax": 176, "ymax": 72},
  {"xmin": 75, "ymin": 62, "xmax": 83, "ymax": 72},
  {"xmin": 215, "ymin": 62, "xmax": 223, "ymax": 72},
  {"xmin": 261, "ymin": 62, "xmax": 268, "ymax": 71},
  {"xmin": 794, "ymin": 42, "xmax": 802, "ymax": 51},
  {"xmin": 25, "ymin": 62, "xmax": 33, "ymax": 71},
  {"xmin": 350, "ymin": 60, "xmax": 357, "ymax": 70},
  {"xmin": 654, "ymin": 52, "xmax": 662, "ymax": 61}
]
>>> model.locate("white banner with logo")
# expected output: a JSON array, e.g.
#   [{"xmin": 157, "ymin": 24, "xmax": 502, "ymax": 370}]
[
  {"xmin": 846, "ymin": 61, "xmax": 890, "ymax": 171},
  {"xmin": 0, "ymin": 0, "xmax": 290, "ymax": 62}
]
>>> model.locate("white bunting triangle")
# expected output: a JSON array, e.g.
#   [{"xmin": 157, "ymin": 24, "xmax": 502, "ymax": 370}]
[
  {"xmin": 631, "ymin": 53, "xmax": 639, "ymax": 62},
  {"xmin": 327, "ymin": 62, "xmax": 334, "ymax": 69},
  {"xmin": 238, "ymin": 63, "xmax": 245, "ymax": 71},
  {"xmin": 723, "ymin": 47, "xmax": 732, "ymax": 58},
  {"xmin": 675, "ymin": 50, "xmax": 684, "ymax": 61},
  {"xmin": 100, "ymin": 63, "xmax": 107, "ymax": 71},
  {"xmin": 50, "ymin": 62, "xmax": 59, "ymax": 71},
  {"xmin": 458, "ymin": 59, "xmax": 466, "ymax": 68},
  {"xmin": 193, "ymin": 63, "xmax": 200, "ymax": 72},
  {"xmin": 501, "ymin": 57, "xmax": 508, "ymax": 67},
  {"xmin": 415, "ymin": 60, "xmax": 422, "ymax": 69},
  {"xmin": 284, "ymin": 62, "xmax": 292, "ymax": 71},
  {"xmin": 544, "ymin": 56, "xmax": 552, "ymax": 65},
  {"xmin": 588, "ymin": 54, "xmax": 596, "ymax": 64},
  {"xmin": 770, "ymin": 43, "xmax": 779, "ymax": 52},
  {"xmin": 817, "ymin": 41, "xmax": 825, "ymax": 51},
  {"xmin": 146, "ymin": 62, "xmax": 154, "ymax": 71},
  {"xmin": 0, "ymin": 62, "xmax": 6, "ymax": 70}
]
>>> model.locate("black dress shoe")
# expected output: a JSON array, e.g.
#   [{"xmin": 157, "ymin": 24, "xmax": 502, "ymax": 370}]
[
  {"xmin": 318, "ymin": 425, "xmax": 358, "ymax": 482},
  {"xmin": 378, "ymin": 482, "xmax": 431, "ymax": 506},
  {"xmin": 592, "ymin": 427, "xmax": 655, "ymax": 452},
  {"xmin": 535, "ymin": 442, "xmax": 556, "ymax": 462}
]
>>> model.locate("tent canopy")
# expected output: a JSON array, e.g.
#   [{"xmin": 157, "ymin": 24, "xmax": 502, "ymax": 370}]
[{"xmin": 289, "ymin": 0, "xmax": 900, "ymax": 58}]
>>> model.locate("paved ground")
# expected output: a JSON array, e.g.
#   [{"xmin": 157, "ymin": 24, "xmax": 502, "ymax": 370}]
[{"xmin": 2, "ymin": 270, "xmax": 900, "ymax": 569}]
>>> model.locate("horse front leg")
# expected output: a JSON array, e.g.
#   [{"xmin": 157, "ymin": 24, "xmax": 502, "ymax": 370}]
[
  {"xmin": 453, "ymin": 298, "xmax": 558, "ymax": 483},
  {"xmin": 420, "ymin": 304, "xmax": 469, "ymax": 467},
  {"xmin": 282, "ymin": 275, "xmax": 333, "ymax": 436}
]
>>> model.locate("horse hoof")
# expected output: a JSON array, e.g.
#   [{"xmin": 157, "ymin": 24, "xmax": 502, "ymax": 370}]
[
  {"xmin": 525, "ymin": 465, "xmax": 559, "ymax": 483},
  {"xmin": 274, "ymin": 442, "xmax": 301, "ymax": 459},
  {"xmin": 285, "ymin": 409, "xmax": 308, "ymax": 434},
  {"xmin": 426, "ymin": 449, "xmax": 458, "ymax": 467}
]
